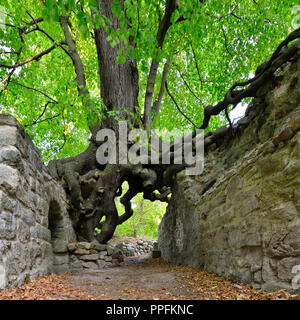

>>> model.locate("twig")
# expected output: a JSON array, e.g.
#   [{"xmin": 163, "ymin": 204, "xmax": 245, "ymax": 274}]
[
  {"xmin": 221, "ymin": 26, "xmax": 233, "ymax": 58},
  {"xmin": 165, "ymin": 81, "xmax": 200, "ymax": 129},
  {"xmin": 0, "ymin": 43, "xmax": 61, "ymax": 69},
  {"xmin": 24, "ymin": 113, "xmax": 61, "ymax": 127},
  {"xmin": 9, "ymin": 80, "xmax": 57, "ymax": 103},
  {"xmin": 175, "ymin": 65, "xmax": 203, "ymax": 103}
]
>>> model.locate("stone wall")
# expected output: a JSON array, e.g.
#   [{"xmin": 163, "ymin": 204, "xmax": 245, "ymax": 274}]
[
  {"xmin": 68, "ymin": 242, "xmax": 124, "ymax": 269},
  {"xmin": 0, "ymin": 114, "xmax": 76, "ymax": 289},
  {"xmin": 158, "ymin": 57, "xmax": 300, "ymax": 292},
  {"xmin": 0, "ymin": 115, "xmax": 153, "ymax": 290},
  {"xmin": 1, "ymin": 55, "xmax": 300, "ymax": 293},
  {"xmin": 114, "ymin": 239, "xmax": 155, "ymax": 257}
]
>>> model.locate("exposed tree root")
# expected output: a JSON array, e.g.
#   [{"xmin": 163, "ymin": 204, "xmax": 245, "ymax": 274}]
[{"xmin": 47, "ymin": 28, "xmax": 300, "ymax": 244}]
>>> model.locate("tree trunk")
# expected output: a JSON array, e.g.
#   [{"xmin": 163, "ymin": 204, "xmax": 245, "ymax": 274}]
[
  {"xmin": 49, "ymin": 0, "xmax": 141, "ymax": 243},
  {"xmin": 47, "ymin": 0, "xmax": 177, "ymax": 243},
  {"xmin": 94, "ymin": 0, "xmax": 139, "ymax": 133}
]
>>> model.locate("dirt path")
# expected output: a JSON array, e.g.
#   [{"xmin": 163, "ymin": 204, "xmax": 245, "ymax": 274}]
[
  {"xmin": 0, "ymin": 256, "xmax": 296, "ymax": 300},
  {"xmin": 63, "ymin": 256, "xmax": 197, "ymax": 300}
]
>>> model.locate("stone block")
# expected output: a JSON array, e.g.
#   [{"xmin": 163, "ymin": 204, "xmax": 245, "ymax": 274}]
[
  {"xmin": 17, "ymin": 219, "xmax": 30, "ymax": 242},
  {"xmin": 92, "ymin": 242, "xmax": 107, "ymax": 251},
  {"xmin": 67, "ymin": 243, "xmax": 76, "ymax": 252},
  {"xmin": 104, "ymin": 256, "xmax": 112, "ymax": 262},
  {"xmin": 0, "ymin": 264, "xmax": 6, "ymax": 289},
  {"xmin": 0, "ymin": 164, "xmax": 19, "ymax": 193},
  {"xmin": 268, "ymin": 202, "xmax": 298, "ymax": 222},
  {"xmin": 97, "ymin": 260, "xmax": 107, "ymax": 268},
  {"xmin": 78, "ymin": 242, "xmax": 92, "ymax": 250},
  {"xmin": 106, "ymin": 246, "xmax": 114, "ymax": 256},
  {"xmin": 79, "ymin": 254, "xmax": 99, "ymax": 261},
  {"xmin": 70, "ymin": 260, "xmax": 83, "ymax": 269},
  {"xmin": 0, "ymin": 146, "xmax": 22, "ymax": 168},
  {"xmin": 0, "ymin": 211, "xmax": 16, "ymax": 240},
  {"xmin": 0, "ymin": 190, "xmax": 17, "ymax": 213},
  {"xmin": 82, "ymin": 261, "xmax": 98, "ymax": 269},
  {"xmin": 53, "ymin": 254, "xmax": 69, "ymax": 266},
  {"xmin": 0, "ymin": 126, "xmax": 18, "ymax": 146},
  {"xmin": 74, "ymin": 248, "xmax": 90, "ymax": 255},
  {"xmin": 52, "ymin": 239, "xmax": 68, "ymax": 254},
  {"xmin": 31, "ymin": 224, "xmax": 51, "ymax": 242}
]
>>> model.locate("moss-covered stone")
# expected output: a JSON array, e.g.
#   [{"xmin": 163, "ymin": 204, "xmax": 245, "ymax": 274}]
[{"xmin": 158, "ymin": 57, "xmax": 300, "ymax": 293}]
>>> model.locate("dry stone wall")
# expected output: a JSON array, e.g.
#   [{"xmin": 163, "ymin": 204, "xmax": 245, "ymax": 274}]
[
  {"xmin": 158, "ymin": 57, "xmax": 300, "ymax": 292},
  {"xmin": 1, "ymin": 54, "xmax": 300, "ymax": 293},
  {"xmin": 114, "ymin": 239, "xmax": 155, "ymax": 257},
  {"xmin": 68, "ymin": 241, "xmax": 124, "ymax": 269},
  {"xmin": 0, "ymin": 114, "xmax": 152, "ymax": 290},
  {"xmin": 0, "ymin": 114, "xmax": 76, "ymax": 289}
]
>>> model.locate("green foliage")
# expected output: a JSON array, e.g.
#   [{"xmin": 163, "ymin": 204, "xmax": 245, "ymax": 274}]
[
  {"xmin": 292, "ymin": 5, "xmax": 300, "ymax": 28},
  {"xmin": 0, "ymin": 0, "xmax": 298, "ymax": 159},
  {"xmin": 1, "ymin": 0, "xmax": 298, "ymax": 237},
  {"xmin": 113, "ymin": 182, "xmax": 167, "ymax": 239}
]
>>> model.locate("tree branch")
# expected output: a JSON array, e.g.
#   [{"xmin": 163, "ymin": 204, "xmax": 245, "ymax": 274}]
[
  {"xmin": 190, "ymin": 44, "xmax": 207, "ymax": 91},
  {"xmin": 175, "ymin": 64, "xmax": 203, "ymax": 103},
  {"xmin": 9, "ymin": 80, "xmax": 58, "ymax": 102},
  {"xmin": 25, "ymin": 10, "xmax": 72, "ymax": 59},
  {"xmin": 221, "ymin": 26, "xmax": 233, "ymax": 58},
  {"xmin": 0, "ymin": 28, "xmax": 25, "ymax": 93},
  {"xmin": 165, "ymin": 81, "xmax": 200, "ymax": 129},
  {"xmin": 143, "ymin": 0, "xmax": 178, "ymax": 131},
  {"xmin": 24, "ymin": 112, "xmax": 61, "ymax": 127},
  {"xmin": 59, "ymin": 15, "xmax": 98, "ymax": 135},
  {"xmin": 0, "ymin": 43, "xmax": 61, "ymax": 69},
  {"xmin": 200, "ymin": 28, "xmax": 300, "ymax": 130},
  {"xmin": 153, "ymin": 59, "xmax": 169, "ymax": 118},
  {"xmin": 59, "ymin": 16, "xmax": 89, "ymax": 98}
]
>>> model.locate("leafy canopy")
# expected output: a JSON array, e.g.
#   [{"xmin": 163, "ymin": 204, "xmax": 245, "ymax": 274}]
[{"xmin": 0, "ymin": 0, "xmax": 298, "ymax": 161}]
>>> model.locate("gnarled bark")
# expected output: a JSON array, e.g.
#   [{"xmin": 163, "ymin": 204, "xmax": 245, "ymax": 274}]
[{"xmin": 46, "ymin": 5, "xmax": 300, "ymax": 245}]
